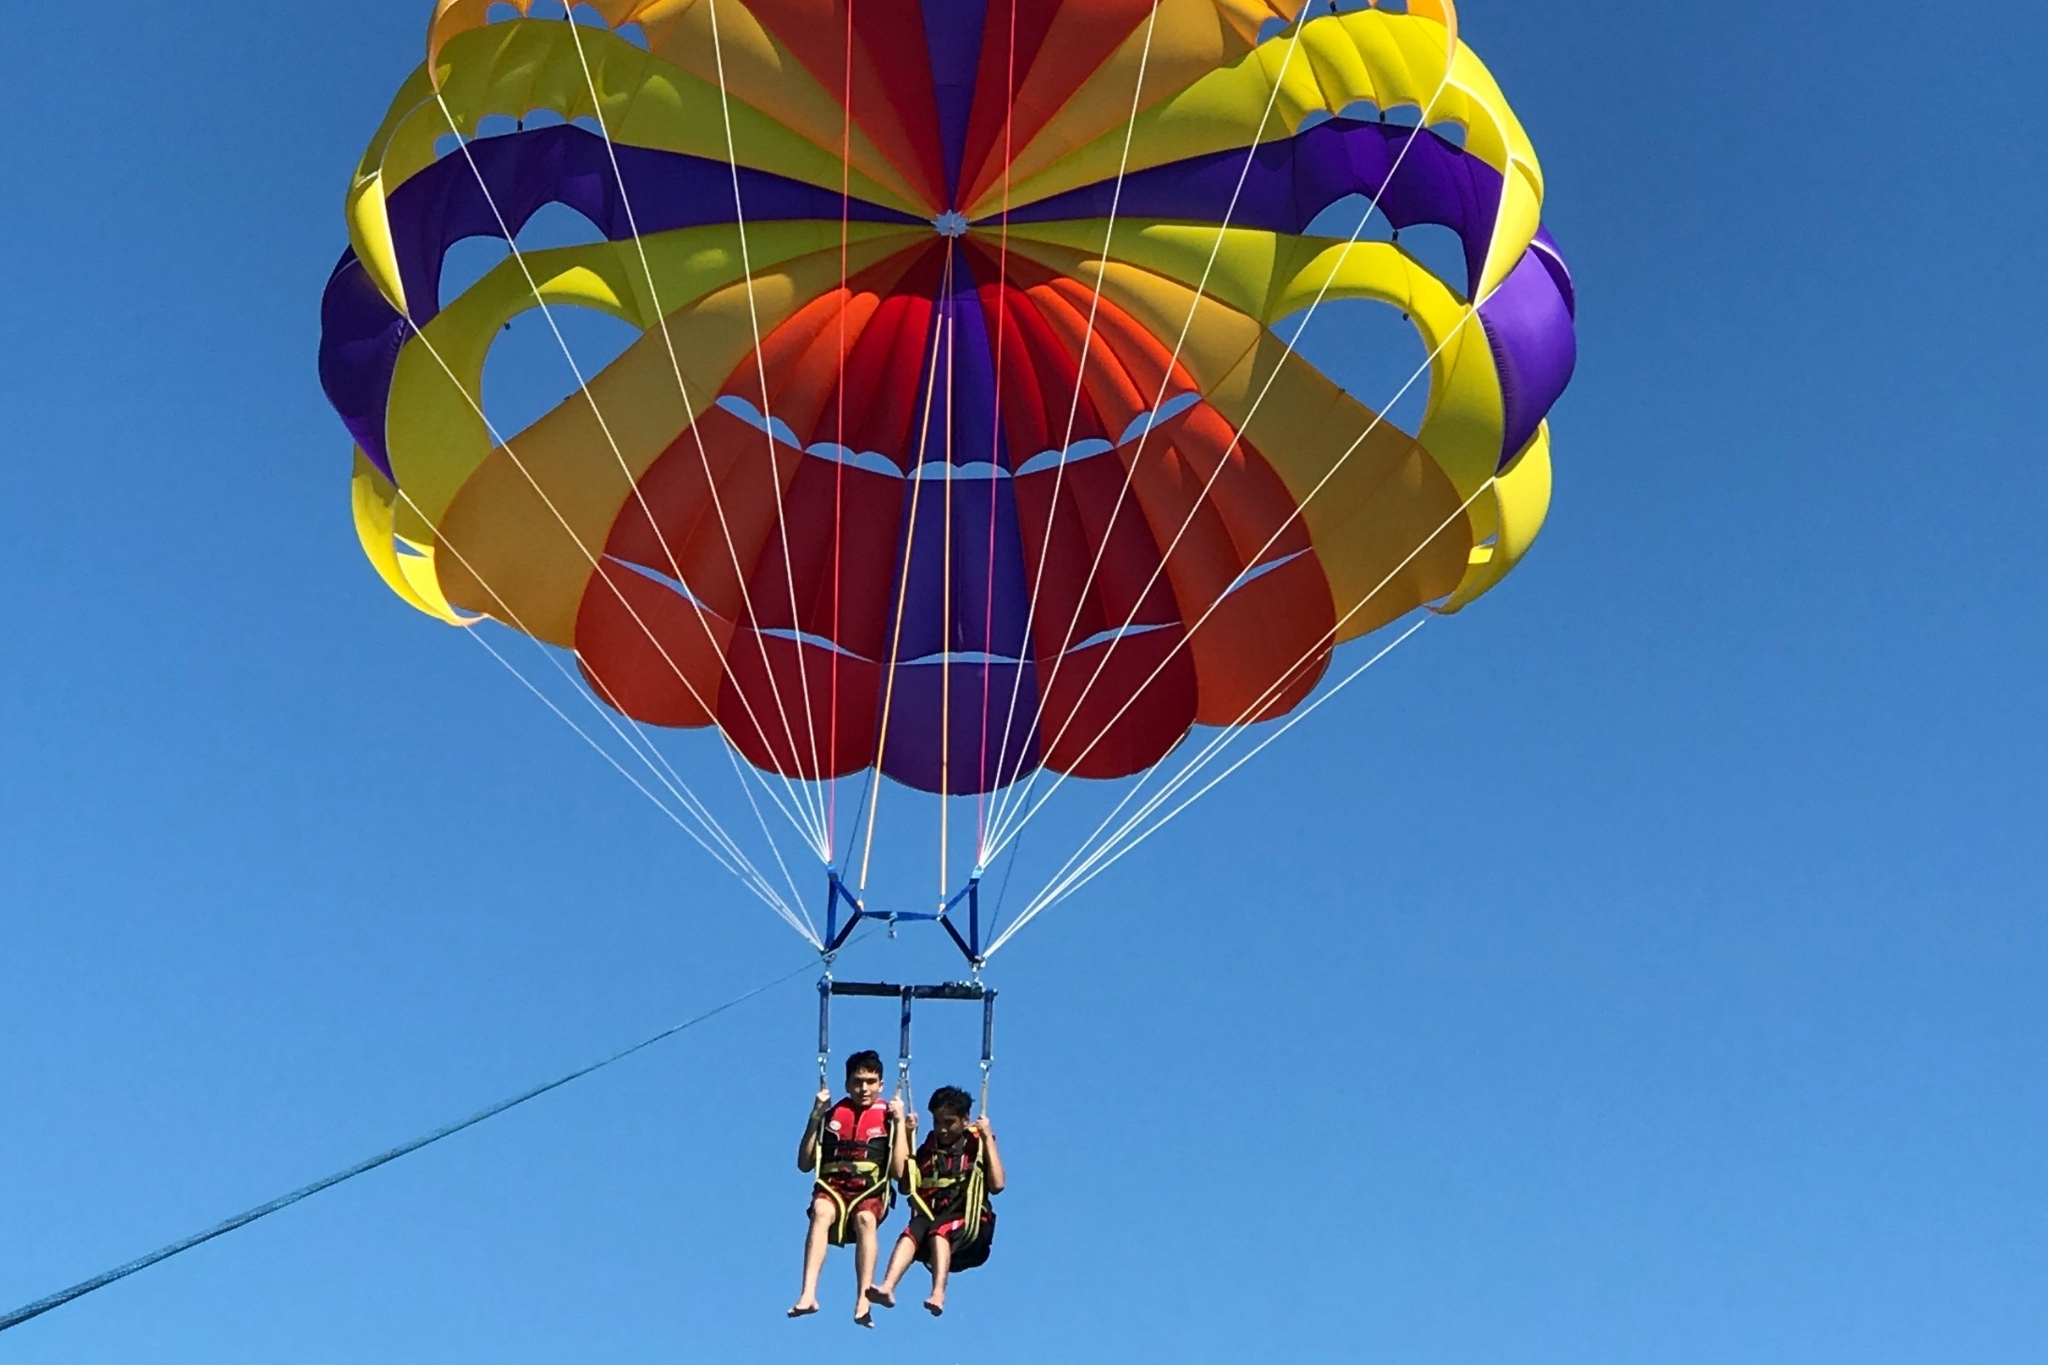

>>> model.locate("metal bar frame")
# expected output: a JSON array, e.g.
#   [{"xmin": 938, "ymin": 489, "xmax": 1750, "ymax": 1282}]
[
  {"xmin": 813, "ymin": 978, "xmax": 999, "ymax": 1091},
  {"xmin": 822, "ymin": 870, "xmax": 985, "ymax": 964}
]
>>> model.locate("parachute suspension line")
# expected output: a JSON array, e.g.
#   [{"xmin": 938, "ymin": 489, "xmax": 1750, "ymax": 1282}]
[
  {"xmin": 981, "ymin": 823, "xmax": 1026, "ymax": 952},
  {"xmin": 421, "ymin": 89, "xmax": 830, "ymax": 863},
  {"xmin": 987, "ymin": 463, "xmax": 1495, "ymax": 949},
  {"xmin": 975, "ymin": 0, "xmax": 1024, "ymax": 860},
  {"xmin": 981, "ymin": 68, "xmax": 1467, "ymax": 864},
  {"xmin": 554, "ymin": 11, "xmax": 838, "ymax": 863},
  {"xmin": 466, "ymin": 625, "xmax": 815, "ymax": 938},
  {"xmin": 702, "ymin": 0, "xmax": 835, "ymax": 830},
  {"xmin": 982, "ymin": 12, "xmax": 1314, "ymax": 847},
  {"xmin": 829, "ymin": 0, "xmax": 857, "ymax": 858},
  {"xmin": 414, "ymin": 487, "xmax": 815, "ymax": 937},
  {"xmin": 611, "ymin": 698, "xmax": 817, "ymax": 933},
  {"xmin": 379, "ymin": 290, "xmax": 827, "ymax": 935},
  {"xmin": 988, "ymin": 614, "xmax": 1432, "ymax": 955},
  {"xmin": 661, "ymin": 727, "xmax": 818, "ymax": 939},
  {"xmin": 857, "ymin": 252, "xmax": 961, "ymax": 894},
  {"xmin": 380, "ymin": 275, "xmax": 822, "ymax": 874},
  {"xmin": 983, "ymin": 306, "xmax": 1483, "ymax": 864},
  {"xmin": 980, "ymin": 0, "xmax": 1166, "ymax": 840},
  {"xmin": 1010, "ymin": 621, "xmax": 1428, "ymax": 944},
  {"xmin": 992, "ymin": 483, "xmax": 1466, "ymax": 932},
  {"xmin": 941, "ymin": 232, "xmax": 962, "ymax": 909},
  {"xmin": 0, "ymin": 958, "xmax": 818, "ymax": 1337},
  {"xmin": 837, "ymin": 763, "xmax": 879, "ymax": 874},
  {"xmin": 985, "ymin": 42, "xmax": 1460, "ymax": 849},
  {"xmin": 466, "ymin": 624, "xmax": 760, "ymax": 896}
]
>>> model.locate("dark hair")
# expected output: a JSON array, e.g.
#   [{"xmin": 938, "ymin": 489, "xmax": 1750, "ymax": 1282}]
[
  {"xmin": 844, "ymin": 1050, "xmax": 884, "ymax": 1082},
  {"xmin": 927, "ymin": 1085, "xmax": 974, "ymax": 1120}
]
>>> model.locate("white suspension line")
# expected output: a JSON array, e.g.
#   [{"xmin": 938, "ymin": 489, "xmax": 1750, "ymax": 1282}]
[
  {"xmin": 427, "ymin": 77, "xmax": 831, "ymax": 857},
  {"xmin": 984, "ymin": 299, "xmax": 1481, "ymax": 862},
  {"xmin": 980, "ymin": 0, "xmax": 1165, "ymax": 837},
  {"xmin": 473, "ymin": 627, "xmax": 809, "ymax": 932},
  {"xmin": 632, "ymin": 720, "xmax": 823, "ymax": 941},
  {"xmin": 973, "ymin": 0, "xmax": 1028, "ymax": 863},
  {"xmin": 413, "ymin": 96, "xmax": 830, "ymax": 859},
  {"xmin": 700, "ymin": 0, "xmax": 835, "ymax": 820},
  {"xmin": 610, "ymin": 709, "xmax": 817, "ymax": 939},
  {"xmin": 991, "ymin": 472, "xmax": 1493, "ymax": 927},
  {"xmin": 983, "ymin": 12, "xmax": 1316, "ymax": 844},
  {"xmin": 941, "ymin": 238, "xmax": 960, "ymax": 906},
  {"xmin": 466, "ymin": 624, "xmax": 818, "ymax": 941},
  {"xmin": 559, "ymin": 10, "xmax": 866, "ymax": 887},
  {"xmin": 986, "ymin": 614, "xmax": 1428, "ymax": 954},
  {"xmin": 415, "ymin": 490, "xmax": 817, "ymax": 941},
  {"xmin": 993, "ymin": 617, "xmax": 1427, "ymax": 953},
  {"xmin": 385, "ymin": 257, "xmax": 827, "ymax": 864},
  {"xmin": 434, "ymin": 513, "xmax": 784, "ymax": 892},
  {"xmin": 830, "ymin": 0, "xmax": 857, "ymax": 858},
  {"xmin": 987, "ymin": 55, "xmax": 1460, "ymax": 848},
  {"xmin": 856, "ymin": 248, "xmax": 960, "ymax": 894}
]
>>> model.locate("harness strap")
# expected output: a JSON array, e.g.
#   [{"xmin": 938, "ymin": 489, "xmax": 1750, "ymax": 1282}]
[
  {"xmin": 815, "ymin": 1159, "xmax": 894, "ymax": 1243},
  {"xmin": 905, "ymin": 1133, "xmax": 990, "ymax": 1241}
]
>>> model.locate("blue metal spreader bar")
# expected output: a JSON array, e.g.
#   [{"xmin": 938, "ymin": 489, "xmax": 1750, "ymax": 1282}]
[{"xmin": 822, "ymin": 871, "xmax": 985, "ymax": 964}]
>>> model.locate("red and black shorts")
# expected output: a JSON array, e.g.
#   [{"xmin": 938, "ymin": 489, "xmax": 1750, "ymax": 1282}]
[
  {"xmin": 899, "ymin": 1209, "xmax": 995, "ymax": 1271},
  {"xmin": 812, "ymin": 1180, "xmax": 888, "ymax": 1245}
]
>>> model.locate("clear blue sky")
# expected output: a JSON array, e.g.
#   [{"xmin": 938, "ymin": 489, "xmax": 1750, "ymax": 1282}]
[{"xmin": 2, "ymin": 2, "xmax": 2043, "ymax": 1361}]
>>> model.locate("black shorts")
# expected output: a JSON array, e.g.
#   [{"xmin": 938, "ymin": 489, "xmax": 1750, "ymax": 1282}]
[{"xmin": 899, "ymin": 1210, "xmax": 995, "ymax": 1271}]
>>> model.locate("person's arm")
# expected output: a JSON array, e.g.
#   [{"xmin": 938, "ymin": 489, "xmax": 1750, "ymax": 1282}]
[
  {"xmin": 797, "ymin": 1088, "xmax": 831, "ymax": 1171},
  {"xmin": 888, "ymin": 1099, "xmax": 913, "ymax": 1184},
  {"xmin": 977, "ymin": 1118, "xmax": 1006, "ymax": 1194}
]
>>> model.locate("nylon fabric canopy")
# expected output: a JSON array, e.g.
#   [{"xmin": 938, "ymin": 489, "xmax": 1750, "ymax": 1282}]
[{"xmin": 319, "ymin": 0, "xmax": 1575, "ymax": 805}]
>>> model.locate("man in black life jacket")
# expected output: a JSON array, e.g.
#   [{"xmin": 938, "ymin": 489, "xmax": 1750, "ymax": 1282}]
[
  {"xmin": 866, "ymin": 1085, "xmax": 1007, "ymax": 1318},
  {"xmin": 789, "ymin": 1049, "xmax": 907, "ymax": 1325}
]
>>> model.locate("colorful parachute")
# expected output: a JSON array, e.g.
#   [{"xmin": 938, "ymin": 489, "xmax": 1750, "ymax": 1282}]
[{"xmin": 321, "ymin": 0, "xmax": 1574, "ymax": 801}]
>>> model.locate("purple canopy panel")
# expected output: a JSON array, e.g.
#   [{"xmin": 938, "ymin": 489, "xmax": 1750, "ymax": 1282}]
[
  {"xmin": 921, "ymin": 0, "xmax": 989, "ymax": 206},
  {"xmin": 878, "ymin": 658, "xmax": 1043, "ymax": 794},
  {"xmin": 317, "ymin": 124, "xmax": 920, "ymax": 480},
  {"xmin": 888, "ymin": 463, "xmax": 1032, "ymax": 665},
  {"xmin": 889, "ymin": 244, "xmax": 1028, "ymax": 660},
  {"xmin": 890, "ymin": 470, "xmax": 1034, "ymax": 662},
  {"xmin": 1002, "ymin": 120, "xmax": 1505, "ymax": 297},
  {"xmin": 320, "ymin": 255, "xmax": 411, "ymax": 477},
  {"xmin": 879, "ymin": 235, "xmax": 1042, "ymax": 794},
  {"xmin": 385, "ymin": 124, "xmax": 919, "ymax": 326},
  {"xmin": 1531, "ymin": 226, "xmax": 1576, "ymax": 316},
  {"xmin": 1477, "ymin": 242, "xmax": 1578, "ymax": 466},
  {"xmin": 937, "ymin": 248, "xmax": 1002, "ymax": 471}
]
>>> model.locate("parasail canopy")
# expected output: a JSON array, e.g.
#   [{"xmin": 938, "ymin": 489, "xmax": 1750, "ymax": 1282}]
[{"xmin": 319, "ymin": 0, "xmax": 1575, "ymax": 936}]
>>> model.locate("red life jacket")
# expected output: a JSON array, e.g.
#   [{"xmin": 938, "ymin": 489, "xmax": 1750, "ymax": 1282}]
[{"xmin": 816, "ymin": 1099, "xmax": 894, "ymax": 1238}]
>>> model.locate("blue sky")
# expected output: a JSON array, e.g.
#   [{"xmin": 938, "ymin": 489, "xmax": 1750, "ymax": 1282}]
[{"xmin": 2, "ymin": 2, "xmax": 2043, "ymax": 1361}]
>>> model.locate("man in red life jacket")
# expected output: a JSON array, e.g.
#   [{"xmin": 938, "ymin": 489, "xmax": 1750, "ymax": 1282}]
[
  {"xmin": 789, "ymin": 1050, "xmax": 906, "ymax": 1325},
  {"xmin": 866, "ymin": 1085, "xmax": 1006, "ymax": 1317}
]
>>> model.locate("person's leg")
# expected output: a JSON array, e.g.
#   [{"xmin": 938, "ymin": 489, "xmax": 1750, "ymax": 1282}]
[
  {"xmin": 923, "ymin": 1234, "xmax": 953, "ymax": 1315},
  {"xmin": 872, "ymin": 1232, "xmax": 919, "ymax": 1306},
  {"xmin": 789, "ymin": 1195, "xmax": 835, "ymax": 1315},
  {"xmin": 851, "ymin": 1208, "xmax": 880, "ymax": 1322}
]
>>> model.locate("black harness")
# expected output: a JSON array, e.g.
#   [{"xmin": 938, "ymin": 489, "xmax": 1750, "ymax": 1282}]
[{"xmin": 906, "ymin": 1131, "xmax": 989, "ymax": 1243}]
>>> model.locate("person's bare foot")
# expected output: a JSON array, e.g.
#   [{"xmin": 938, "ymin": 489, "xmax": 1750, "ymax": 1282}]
[
  {"xmin": 923, "ymin": 1295, "xmax": 945, "ymax": 1317},
  {"xmin": 866, "ymin": 1285, "xmax": 896, "ymax": 1309},
  {"xmin": 786, "ymin": 1301, "xmax": 818, "ymax": 1318},
  {"xmin": 853, "ymin": 1310, "xmax": 875, "ymax": 1328}
]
